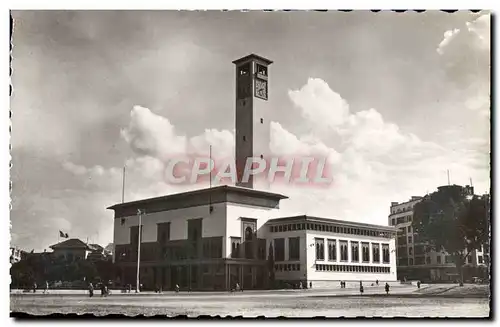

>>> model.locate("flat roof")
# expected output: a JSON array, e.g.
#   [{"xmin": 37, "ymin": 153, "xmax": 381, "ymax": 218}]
[
  {"xmin": 108, "ymin": 185, "xmax": 288, "ymax": 218},
  {"xmin": 266, "ymin": 215, "xmax": 397, "ymax": 232},
  {"xmin": 232, "ymin": 53, "xmax": 273, "ymax": 65}
]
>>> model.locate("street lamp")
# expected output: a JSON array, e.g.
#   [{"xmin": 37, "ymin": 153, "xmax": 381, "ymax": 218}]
[{"xmin": 136, "ymin": 209, "xmax": 143, "ymax": 293}]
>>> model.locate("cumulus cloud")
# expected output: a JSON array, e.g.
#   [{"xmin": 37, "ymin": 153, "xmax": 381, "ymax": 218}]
[{"xmin": 436, "ymin": 13, "xmax": 490, "ymax": 115}]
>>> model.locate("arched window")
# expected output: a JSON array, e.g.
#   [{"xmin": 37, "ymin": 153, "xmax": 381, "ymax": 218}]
[{"xmin": 245, "ymin": 226, "xmax": 253, "ymax": 241}]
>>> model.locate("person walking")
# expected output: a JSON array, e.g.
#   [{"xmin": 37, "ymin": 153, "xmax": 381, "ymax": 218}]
[
  {"xmin": 417, "ymin": 281, "xmax": 421, "ymax": 289},
  {"xmin": 43, "ymin": 281, "xmax": 49, "ymax": 294},
  {"xmin": 88, "ymin": 282, "xmax": 94, "ymax": 298},
  {"xmin": 385, "ymin": 282, "xmax": 390, "ymax": 295},
  {"xmin": 376, "ymin": 279, "xmax": 379, "ymax": 286},
  {"xmin": 309, "ymin": 281, "xmax": 312, "ymax": 289},
  {"xmin": 359, "ymin": 281, "xmax": 364, "ymax": 295}
]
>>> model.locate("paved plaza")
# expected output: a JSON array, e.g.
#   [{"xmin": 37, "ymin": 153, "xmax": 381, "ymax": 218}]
[{"xmin": 10, "ymin": 284, "xmax": 490, "ymax": 318}]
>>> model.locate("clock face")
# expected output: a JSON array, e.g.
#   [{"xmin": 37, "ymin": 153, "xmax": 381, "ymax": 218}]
[{"xmin": 255, "ymin": 78, "xmax": 268, "ymax": 100}]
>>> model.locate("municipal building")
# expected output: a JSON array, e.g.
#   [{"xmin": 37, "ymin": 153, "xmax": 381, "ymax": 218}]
[{"xmin": 109, "ymin": 54, "xmax": 398, "ymax": 291}]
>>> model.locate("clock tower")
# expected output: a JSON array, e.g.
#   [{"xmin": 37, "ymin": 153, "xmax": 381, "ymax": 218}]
[{"xmin": 233, "ymin": 54, "xmax": 272, "ymax": 190}]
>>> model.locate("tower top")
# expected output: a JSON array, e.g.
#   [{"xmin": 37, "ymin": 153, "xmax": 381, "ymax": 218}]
[{"xmin": 232, "ymin": 53, "xmax": 273, "ymax": 66}]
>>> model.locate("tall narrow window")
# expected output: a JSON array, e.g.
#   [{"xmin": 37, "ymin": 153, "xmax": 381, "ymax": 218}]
[
  {"xmin": 288, "ymin": 237, "xmax": 300, "ymax": 261},
  {"xmin": 340, "ymin": 241, "xmax": 348, "ymax": 261},
  {"xmin": 230, "ymin": 237, "xmax": 241, "ymax": 259},
  {"xmin": 327, "ymin": 239, "xmax": 337, "ymax": 261},
  {"xmin": 362, "ymin": 242, "xmax": 370, "ymax": 262},
  {"xmin": 274, "ymin": 238, "xmax": 285, "ymax": 261},
  {"xmin": 351, "ymin": 242, "xmax": 359, "ymax": 262},
  {"xmin": 315, "ymin": 238, "xmax": 325, "ymax": 261},
  {"xmin": 382, "ymin": 244, "xmax": 390, "ymax": 263},
  {"xmin": 372, "ymin": 243, "xmax": 380, "ymax": 263}
]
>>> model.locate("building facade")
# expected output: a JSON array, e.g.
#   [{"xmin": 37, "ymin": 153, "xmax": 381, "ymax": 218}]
[
  {"xmin": 110, "ymin": 186, "xmax": 287, "ymax": 291},
  {"xmin": 389, "ymin": 187, "xmax": 489, "ymax": 282},
  {"xmin": 109, "ymin": 186, "xmax": 398, "ymax": 291},
  {"xmin": 266, "ymin": 216, "xmax": 397, "ymax": 288},
  {"xmin": 49, "ymin": 239, "xmax": 94, "ymax": 262}
]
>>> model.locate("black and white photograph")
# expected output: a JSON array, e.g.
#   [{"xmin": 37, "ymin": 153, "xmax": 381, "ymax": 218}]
[{"xmin": 9, "ymin": 9, "xmax": 491, "ymax": 318}]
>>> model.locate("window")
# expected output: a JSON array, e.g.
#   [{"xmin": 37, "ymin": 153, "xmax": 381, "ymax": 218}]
[
  {"xmin": 382, "ymin": 244, "xmax": 390, "ymax": 263},
  {"xmin": 426, "ymin": 256, "xmax": 431, "ymax": 264},
  {"xmin": 288, "ymin": 237, "xmax": 300, "ymax": 261},
  {"xmin": 408, "ymin": 247, "xmax": 413, "ymax": 255},
  {"xmin": 230, "ymin": 237, "xmax": 241, "ymax": 258},
  {"xmin": 243, "ymin": 136, "xmax": 246, "ymax": 141},
  {"xmin": 437, "ymin": 255, "xmax": 442, "ymax": 264},
  {"xmin": 274, "ymin": 238, "xmax": 285, "ymax": 261},
  {"xmin": 327, "ymin": 239, "xmax": 337, "ymax": 261},
  {"xmin": 372, "ymin": 243, "xmax": 380, "ymax": 263},
  {"xmin": 340, "ymin": 241, "xmax": 348, "ymax": 261},
  {"xmin": 121, "ymin": 218, "xmax": 126, "ymax": 226},
  {"xmin": 315, "ymin": 238, "xmax": 325, "ymax": 261},
  {"xmin": 409, "ymin": 258, "xmax": 414, "ymax": 265},
  {"xmin": 362, "ymin": 242, "xmax": 370, "ymax": 262},
  {"xmin": 210, "ymin": 238, "xmax": 222, "ymax": 258},
  {"xmin": 157, "ymin": 222, "xmax": 171, "ymax": 244},
  {"xmin": 391, "ymin": 219, "xmax": 395, "ymax": 226},
  {"xmin": 351, "ymin": 242, "xmax": 359, "ymax": 262},
  {"xmin": 408, "ymin": 236, "xmax": 413, "ymax": 244},
  {"xmin": 478, "ymin": 255, "xmax": 484, "ymax": 264}
]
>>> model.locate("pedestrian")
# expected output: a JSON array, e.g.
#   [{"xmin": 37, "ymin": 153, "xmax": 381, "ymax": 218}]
[
  {"xmin": 88, "ymin": 282, "xmax": 94, "ymax": 298},
  {"xmin": 309, "ymin": 281, "xmax": 312, "ymax": 289},
  {"xmin": 128, "ymin": 284, "xmax": 132, "ymax": 293},
  {"xmin": 175, "ymin": 284, "xmax": 180, "ymax": 293},
  {"xmin": 43, "ymin": 281, "xmax": 49, "ymax": 294},
  {"xmin": 385, "ymin": 283, "xmax": 390, "ymax": 295},
  {"xmin": 417, "ymin": 281, "xmax": 421, "ymax": 289},
  {"xmin": 32, "ymin": 282, "xmax": 37, "ymax": 293},
  {"xmin": 376, "ymin": 279, "xmax": 379, "ymax": 286},
  {"xmin": 359, "ymin": 281, "xmax": 364, "ymax": 295},
  {"xmin": 100, "ymin": 283, "xmax": 106, "ymax": 297}
]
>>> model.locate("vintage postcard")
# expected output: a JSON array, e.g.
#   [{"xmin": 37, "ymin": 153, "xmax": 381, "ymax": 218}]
[{"xmin": 9, "ymin": 9, "xmax": 491, "ymax": 318}]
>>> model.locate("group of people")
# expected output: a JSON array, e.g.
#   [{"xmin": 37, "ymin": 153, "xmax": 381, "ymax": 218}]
[
  {"xmin": 28, "ymin": 281, "xmax": 49, "ymax": 294},
  {"xmin": 338, "ymin": 280, "xmax": 391, "ymax": 295},
  {"xmin": 88, "ymin": 282, "xmax": 111, "ymax": 298}
]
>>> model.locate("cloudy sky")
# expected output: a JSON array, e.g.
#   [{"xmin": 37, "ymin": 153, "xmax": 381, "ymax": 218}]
[{"xmin": 11, "ymin": 11, "xmax": 490, "ymax": 251}]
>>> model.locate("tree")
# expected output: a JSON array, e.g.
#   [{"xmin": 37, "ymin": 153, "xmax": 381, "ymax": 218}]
[{"xmin": 413, "ymin": 185, "xmax": 489, "ymax": 285}]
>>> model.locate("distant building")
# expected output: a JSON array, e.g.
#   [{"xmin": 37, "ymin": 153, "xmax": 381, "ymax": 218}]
[
  {"xmin": 10, "ymin": 247, "xmax": 26, "ymax": 264},
  {"xmin": 87, "ymin": 244, "xmax": 112, "ymax": 262},
  {"xmin": 49, "ymin": 239, "xmax": 94, "ymax": 262},
  {"xmin": 389, "ymin": 186, "xmax": 489, "ymax": 282}
]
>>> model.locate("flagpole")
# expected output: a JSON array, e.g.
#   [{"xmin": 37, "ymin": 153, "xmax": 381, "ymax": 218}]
[
  {"xmin": 209, "ymin": 145, "xmax": 213, "ymax": 214},
  {"xmin": 122, "ymin": 166, "xmax": 126, "ymax": 204},
  {"xmin": 136, "ymin": 209, "xmax": 143, "ymax": 293}
]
